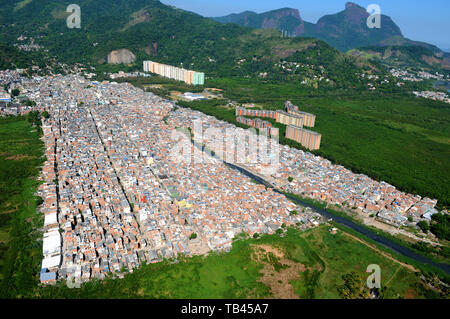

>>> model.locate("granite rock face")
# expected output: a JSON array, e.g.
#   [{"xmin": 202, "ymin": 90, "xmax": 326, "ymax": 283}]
[{"xmin": 107, "ymin": 49, "xmax": 136, "ymax": 64}]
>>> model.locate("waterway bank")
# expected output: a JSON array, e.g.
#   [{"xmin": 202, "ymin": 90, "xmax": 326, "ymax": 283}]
[
  {"xmin": 225, "ymin": 161, "xmax": 450, "ymax": 275},
  {"xmin": 190, "ymin": 130, "xmax": 450, "ymax": 275}
]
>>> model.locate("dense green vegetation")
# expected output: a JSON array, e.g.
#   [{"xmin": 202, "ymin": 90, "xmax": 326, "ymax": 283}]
[
  {"xmin": 0, "ymin": 43, "xmax": 30, "ymax": 70},
  {"xmin": 430, "ymin": 214, "xmax": 450, "ymax": 241},
  {"xmin": 417, "ymin": 220, "xmax": 430, "ymax": 233},
  {"xmin": 0, "ymin": 114, "xmax": 45, "ymax": 298},
  {"xmin": 215, "ymin": 4, "xmax": 449, "ymax": 76},
  {"xmin": 2, "ymin": 0, "xmax": 391, "ymax": 86},
  {"xmin": 337, "ymin": 271, "xmax": 367, "ymax": 299},
  {"xmin": 5, "ymin": 1, "xmax": 445, "ymax": 91},
  {"xmin": 2, "ymin": 0, "xmax": 448, "ymax": 81}
]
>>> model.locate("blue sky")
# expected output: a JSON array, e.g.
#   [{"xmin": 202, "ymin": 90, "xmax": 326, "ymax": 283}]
[{"xmin": 161, "ymin": 0, "xmax": 450, "ymax": 51}]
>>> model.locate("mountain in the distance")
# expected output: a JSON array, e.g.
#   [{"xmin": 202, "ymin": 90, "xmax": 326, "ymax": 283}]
[
  {"xmin": 0, "ymin": 0, "xmax": 384, "ymax": 85},
  {"xmin": 313, "ymin": 2, "xmax": 403, "ymax": 51},
  {"xmin": 212, "ymin": 2, "xmax": 443, "ymax": 54},
  {"xmin": 349, "ymin": 45, "xmax": 450, "ymax": 71},
  {"xmin": 212, "ymin": 8, "xmax": 315, "ymax": 37}
]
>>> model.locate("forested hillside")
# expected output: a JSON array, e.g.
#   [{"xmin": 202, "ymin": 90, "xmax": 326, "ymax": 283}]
[
  {"xmin": 0, "ymin": 43, "xmax": 31, "ymax": 70},
  {"xmin": 212, "ymin": 2, "xmax": 449, "ymax": 74},
  {"xmin": 1, "ymin": 0, "xmax": 385, "ymax": 87},
  {"xmin": 349, "ymin": 45, "xmax": 450, "ymax": 73}
]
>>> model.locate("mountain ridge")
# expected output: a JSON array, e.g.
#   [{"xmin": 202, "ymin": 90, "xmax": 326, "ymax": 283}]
[
  {"xmin": 212, "ymin": 7, "xmax": 316, "ymax": 38},
  {"xmin": 349, "ymin": 45, "xmax": 450, "ymax": 72},
  {"xmin": 211, "ymin": 2, "xmax": 444, "ymax": 55},
  {"xmin": 0, "ymin": 0, "xmax": 386, "ymax": 87}
]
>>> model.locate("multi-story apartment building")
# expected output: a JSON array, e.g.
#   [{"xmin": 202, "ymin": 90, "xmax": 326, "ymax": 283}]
[
  {"xmin": 235, "ymin": 101, "xmax": 321, "ymax": 150},
  {"xmin": 286, "ymin": 125, "xmax": 321, "ymax": 150},
  {"xmin": 235, "ymin": 107, "xmax": 277, "ymax": 119},
  {"xmin": 236, "ymin": 116, "xmax": 279, "ymax": 136},
  {"xmin": 285, "ymin": 101, "xmax": 316, "ymax": 127},
  {"xmin": 143, "ymin": 61, "xmax": 205, "ymax": 85},
  {"xmin": 276, "ymin": 111, "xmax": 304, "ymax": 127}
]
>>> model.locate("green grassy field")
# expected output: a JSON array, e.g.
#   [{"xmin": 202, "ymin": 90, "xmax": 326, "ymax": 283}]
[
  {"xmin": 0, "ymin": 115, "xmax": 45, "ymax": 298},
  {"xmin": 281, "ymin": 190, "xmax": 450, "ymax": 269},
  {"xmin": 293, "ymin": 227, "xmax": 418, "ymax": 298},
  {"xmin": 33, "ymin": 225, "xmax": 439, "ymax": 299}
]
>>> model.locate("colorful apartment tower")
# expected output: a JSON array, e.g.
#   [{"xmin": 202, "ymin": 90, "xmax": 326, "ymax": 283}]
[
  {"xmin": 143, "ymin": 61, "xmax": 205, "ymax": 86},
  {"xmin": 235, "ymin": 107, "xmax": 277, "ymax": 119}
]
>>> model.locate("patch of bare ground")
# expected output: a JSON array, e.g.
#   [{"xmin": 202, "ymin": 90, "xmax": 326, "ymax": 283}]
[
  {"xmin": 272, "ymin": 48, "xmax": 297, "ymax": 59},
  {"xmin": 362, "ymin": 215, "xmax": 441, "ymax": 246},
  {"xmin": 5, "ymin": 154, "xmax": 36, "ymax": 161},
  {"xmin": 252, "ymin": 244, "xmax": 306, "ymax": 299},
  {"xmin": 136, "ymin": 288, "xmax": 145, "ymax": 296},
  {"xmin": 0, "ymin": 202, "xmax": 19, "ymax": 215},
  {"xmin": 0, "ymin": 208, "xmax": 18, "ymax": 215}
]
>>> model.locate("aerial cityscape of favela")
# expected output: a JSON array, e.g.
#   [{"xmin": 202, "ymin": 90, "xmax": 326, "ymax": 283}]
[{"xmin": 0, "ymin": 0, "xmax": 449, "ymax": 306}]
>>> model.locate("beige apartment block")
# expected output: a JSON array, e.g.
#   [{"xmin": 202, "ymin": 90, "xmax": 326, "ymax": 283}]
[
  {"xmin": 276, "ymin": 111, "xmax": 304, "ymax": 127},
  {"xmin": 285, "ymin": 101, "xmax": 316, "ymax": 127},
  {"xmin": 289, "ymin": 110, "xmax": 316, "ymax": 127},
  {"xmin": 286, "ymin": 125, "xmax": 321, "ymax": 150}
]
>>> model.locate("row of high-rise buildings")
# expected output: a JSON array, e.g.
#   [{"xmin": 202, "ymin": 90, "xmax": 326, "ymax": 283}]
[
  {"xmin": 234, "ymin": 101, "xmax": 322, "ymax": 150},
  {"xmin": 276, "ymin": 111, "xmax": 304, "ymax": 128},
  {"xmin": 235, "ymin": 104, "xmax": 315, "ymax": 128},
  {"xmin": 284, "ymin": 101, "xmax": 316, "ymax": 127},
  {"xmin": 143, "ymin": 61, "xmax": 205, "ymax": 86},
  {"xmin": 235, "ymin": 108, "xmax": 277, "ymax": 120},
  {"xmin": 283, "ymin": 101, "xmax": 321, "ymax": 150},
  {"xmin": 236, "ymin": 116, "xmax": 279, "ymax": 136}
]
